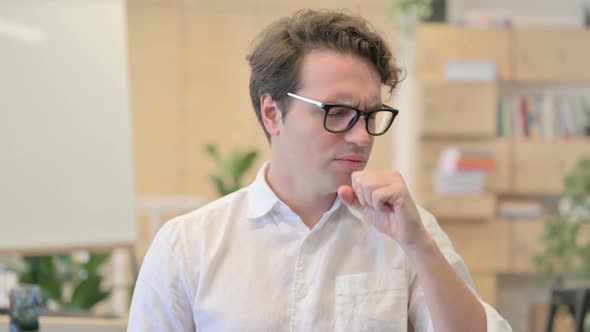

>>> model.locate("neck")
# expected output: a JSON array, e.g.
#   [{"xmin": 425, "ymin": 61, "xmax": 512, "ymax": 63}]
[{"xmin": 266, "ymin": 162, "xmax": 337, "ymax": 229}]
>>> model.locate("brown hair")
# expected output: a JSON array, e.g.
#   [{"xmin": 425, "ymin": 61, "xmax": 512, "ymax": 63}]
[{"xmin": 247, "ymin": 9, "xmax": 404, "ymax": 142}]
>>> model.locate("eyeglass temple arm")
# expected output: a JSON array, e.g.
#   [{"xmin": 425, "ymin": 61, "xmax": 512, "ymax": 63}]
[{"xmin": 287, "ymin": 92, "xmax": 325, "ymax": 108}]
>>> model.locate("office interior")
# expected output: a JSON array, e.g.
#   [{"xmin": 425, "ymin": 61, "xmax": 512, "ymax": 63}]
[{"xmin": 0, "ymin": 0, "xmax": 589, "ymax": 331}]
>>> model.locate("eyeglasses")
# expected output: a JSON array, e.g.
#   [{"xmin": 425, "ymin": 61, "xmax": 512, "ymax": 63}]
[{"xmin": 287, "ymin": 92, "xmax": 399, "ymax": 136}]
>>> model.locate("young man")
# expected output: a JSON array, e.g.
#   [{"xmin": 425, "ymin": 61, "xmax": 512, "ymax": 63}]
[{"xmin": 128, "ymin": 9, "xmax": 512, "ymax": 332}]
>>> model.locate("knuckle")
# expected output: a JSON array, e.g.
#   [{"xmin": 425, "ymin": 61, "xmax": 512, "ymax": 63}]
[
  {"xmin": 371, "ymin": 191, "xmax": 382, "ymax": 203},
  {"xmin": 351, "ymin": 171, "xmax": 361, "ymax": 182}
]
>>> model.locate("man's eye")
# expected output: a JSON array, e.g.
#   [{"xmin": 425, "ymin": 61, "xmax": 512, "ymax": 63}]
[{"xmin": 328, "ymin": 108, "xmax": 352, "ymax": 117}]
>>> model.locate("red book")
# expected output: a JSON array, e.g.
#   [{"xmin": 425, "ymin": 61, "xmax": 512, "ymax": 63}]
[
  {"xmin": 520, "ymin": 98, "xmax": 529, "ymax": 137},
  {"xmin": 457, "ymin": 158, "xmax": 496, "ymax": 171}
]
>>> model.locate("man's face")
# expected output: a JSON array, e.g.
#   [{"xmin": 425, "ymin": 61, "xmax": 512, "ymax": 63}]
[{"xmin": 273, "ymin": 49, "xmax": 382, "ymax": 194}]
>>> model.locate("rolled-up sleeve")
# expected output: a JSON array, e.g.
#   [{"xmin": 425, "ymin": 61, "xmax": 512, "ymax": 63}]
[
  {"xmin": 407, "ymin": 207, "xmax": 513, "ymax": 332},
  {"xmin": 481, "ymin": 301, "xmax": 514, "ymax": 331}
]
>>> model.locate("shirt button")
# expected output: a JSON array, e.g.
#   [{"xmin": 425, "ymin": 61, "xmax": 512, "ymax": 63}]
[{"xmin": 299, "ymin": 284, "xmax": 308, "ymax": 298}]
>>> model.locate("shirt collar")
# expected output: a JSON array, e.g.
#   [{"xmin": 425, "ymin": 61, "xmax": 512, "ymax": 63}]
[
  {"xmin": 247, "ymin": 161, "xmax": 280, "ymax": 219},
  {"xmin": 345, "ymin": 204, "xmax": 364, "ymax": 223},
  {"xmin": 246, "ymin": 161, "xmax": 364, "ymax": 224}
]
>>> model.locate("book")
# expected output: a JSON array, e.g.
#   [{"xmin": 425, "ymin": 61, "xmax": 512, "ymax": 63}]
[{"xmin": 498, "ymin": 200, "xmax": 544, "ymax": 219}]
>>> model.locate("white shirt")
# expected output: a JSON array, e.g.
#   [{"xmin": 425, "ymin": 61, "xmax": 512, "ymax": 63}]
[{"xmin": 128, "ymin": 162, "xmax": 512, "ymax": 332}]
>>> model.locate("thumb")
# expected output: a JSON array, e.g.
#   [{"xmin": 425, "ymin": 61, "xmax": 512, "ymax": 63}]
[{"xmin": 338, "ymin": 185, "xmax": 361, "ymax": 209}]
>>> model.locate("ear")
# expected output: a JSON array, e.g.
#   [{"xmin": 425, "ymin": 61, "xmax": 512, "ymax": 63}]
[{"xmin": 260, "ymin": 93, "xmax": 283, "ymax": 137}]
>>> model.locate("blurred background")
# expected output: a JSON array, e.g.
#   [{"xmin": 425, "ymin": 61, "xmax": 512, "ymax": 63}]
[{"xmin": 0, "ymin": 0, "xmax": 589, "ymax": 331}]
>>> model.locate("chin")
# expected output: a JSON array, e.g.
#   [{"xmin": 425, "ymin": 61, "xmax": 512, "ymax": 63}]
[
  {"xmin": 322, "ymin": 163, "xmax": 356, "ymax": 191},
  {"xmin": 333, "ymin": 172, "xmax": 353, "ymax": 188}
]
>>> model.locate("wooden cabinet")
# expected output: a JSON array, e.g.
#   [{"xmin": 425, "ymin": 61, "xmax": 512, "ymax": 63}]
[
  {"xmin": 512, "ymin": 139, "xmax": 590, "ymax": 194},
  {"xmin": 418, "ymin": 139, "xmax": 510, "ymax": 193},
  {"xmin": 506, "ymin": 216, "xmax": 589, "ymax": 275},
  {"xmin": 472, "ymin": 273, "xmax": 498, "ymax": 307},
  {"xmin": 514, "ymin": 29, "xmax": 590, "ymax": 83},
  {"xmin": 127, "ymin": 9, "xmax": 183, "ymax": 195},
  {"xmin": 421, "ymin": 195, "xmax": 497, "ymax": 221},
  {"xmin": 421, "ymin": 83, "xmax": 498, "ymax": 137},
  {"xmin": 415, "ymin": 24, "xmax": 590, "ymax": 331},
  {"xmin": 440, "ymin": 220, "xmax": 511, "ymax": 273},
  {"xmin": 416, "ymin": 24, "xmax": 512, "ymax": 82},
  {"xmin": 509, "ymin": 218, "xmax": 545, "ymax": 273},
  {"xmin": 417, "ymin": 25, "xmax": 590, "ymax": 83}
]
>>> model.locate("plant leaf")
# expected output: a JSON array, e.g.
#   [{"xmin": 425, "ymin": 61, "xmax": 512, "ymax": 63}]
[
  {"xmin": 57, "ymin": 254, "xmax": 75, "ymax": 282},
  {"xmin": 205, "ymin": 145, "xmax": 258, "ymax": 196},
  {"xmin": 68, "ymin": 275, "xmax": 110, "ymax": 309},
  {"xmin": 204, "ymin": 143, "xmax": 226, "ymax": 170},
  {"xmin": 209, "ymin": 175, "xmax": 229, "ymax": 196},
  {"xmin": 41, "ymin": 257, "xmax": 62, "ymax": 301},
  {"xmin": 228, "ymin": 148, "xmax": 243, "ymax": 183},
  {"xmin": 85, "ymin": 253, "xmax": 110, "ymax": 274},
  {"xmin": 236, "ymin": 151, "xmax": 258, "ymax": 180}
]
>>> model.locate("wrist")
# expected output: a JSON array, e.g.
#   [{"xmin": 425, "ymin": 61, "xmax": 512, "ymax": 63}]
[{"xmin": 402, "ymin": 233, "xmax": 438, "ymax": 261}]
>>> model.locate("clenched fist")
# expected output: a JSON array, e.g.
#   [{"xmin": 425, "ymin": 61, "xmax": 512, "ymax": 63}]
[{"xmin": 338, "ymin": 170, "xmax": 432, "ymax": 250}]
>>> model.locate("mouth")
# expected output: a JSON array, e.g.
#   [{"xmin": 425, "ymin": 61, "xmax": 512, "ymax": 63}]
[
  {"xmin": 333, "ymin": 155, "xmax": 368, "ymax": 170},
  {"xmin": 335, "ymin": 155, "xmax": 367, "ymax": 163}
]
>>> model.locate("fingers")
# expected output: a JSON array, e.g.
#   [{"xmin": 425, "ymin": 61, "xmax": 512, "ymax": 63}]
[
  {"xmin": 351, "ymin": 171, "xmax": 381, "ymax": 208},
  {"xmin": 350, "ymin": 171, "xmax": 407, "ymax": 212},
  {"xmin": 371, "ymin": 186, "xmax": 396, "ymax": 213},
  {"xmin": 337, "ymin": 185, "xmax": 361, "ymax": 209}
]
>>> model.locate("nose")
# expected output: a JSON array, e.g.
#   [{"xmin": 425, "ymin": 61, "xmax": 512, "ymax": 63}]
[{"xmin": 344, "ymin": 115, "xmax": 372, "ymax": 147}]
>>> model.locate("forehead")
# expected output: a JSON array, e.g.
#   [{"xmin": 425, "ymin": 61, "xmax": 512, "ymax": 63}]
[{"xmin": 297, "ymin": 49, "xmax": 382, "ymax": 102}]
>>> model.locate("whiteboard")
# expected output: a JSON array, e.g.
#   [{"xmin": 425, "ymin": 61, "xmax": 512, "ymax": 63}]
[{"xmin": 0, "ymin": 0, "xmax": 136, "ymax": 253}]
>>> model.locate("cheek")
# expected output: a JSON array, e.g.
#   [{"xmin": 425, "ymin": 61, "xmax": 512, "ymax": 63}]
[
  {"xmin": 284, "ymin": 114, "xmax": 342, "ymax": 159},
  {"xmin": 289, "ymin": 115, "xmax": 326, "ymax": 142},
  {"xmin": 311, "ymin": 133, "xmax": 342, "ymax": 161},
  {"xmin": 301, "ymin": 113, "xmax": 325, "ymax": 132}
]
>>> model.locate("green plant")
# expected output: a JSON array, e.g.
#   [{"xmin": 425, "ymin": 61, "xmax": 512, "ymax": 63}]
[
  {"xmin": 204, "ymin": 143, "xmax": 259, "ymax": 196},
  {"xmin": 534, "ymin": 157, "xmax": 590, "ymax": 280},
  {"xmin": 19, "ymin": 252, "xmax": 111, "ymax": 310},
  {"xmin": 386, "ymin": 0, "xmax": 434, "ymax": 65},
  {"xmin": 387, "ymin": 0, "xmax": 433, "ymax": 22}
]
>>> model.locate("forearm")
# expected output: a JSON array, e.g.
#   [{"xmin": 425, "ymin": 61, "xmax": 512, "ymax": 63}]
[{"xmin": 404, "ymin": 236, "xmax": 487, "ymax": 332}]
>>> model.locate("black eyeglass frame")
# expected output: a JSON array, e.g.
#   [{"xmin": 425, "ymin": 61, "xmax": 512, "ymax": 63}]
[{"xmin": 286, "ymin": 92, "xmax": 399, "ymax": 136}]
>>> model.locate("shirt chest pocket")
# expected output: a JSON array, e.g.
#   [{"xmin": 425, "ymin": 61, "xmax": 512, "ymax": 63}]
[{"xmin": 334, "ymin": 270, "xmax": 408, "ymax": 332}]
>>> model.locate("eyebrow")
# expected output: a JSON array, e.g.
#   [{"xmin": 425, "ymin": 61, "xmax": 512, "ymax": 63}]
[
  {"xmin": 325, "ymin": 96, "xmax": 382, "ymax": 110},
  {"xmin": 289, "ymin": 92, "xmax": 385, "ymax": 111},
  {"xmin": 343, "ymin": 102, "xmax": 384, "ymax": 112}
]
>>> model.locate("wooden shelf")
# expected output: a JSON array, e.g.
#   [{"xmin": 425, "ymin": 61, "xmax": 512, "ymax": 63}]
[
  {"xmin": 416, "ymin": 24, "xmax": 590, "ymax": 332},
  {"xmin": 418, "ymin": 138, "xmax": 511, "ymax": 193},
  {"xmin": 415, "ymin": 24, "xmax": 513, "ymax": 82},
  {"xmin": 441, "ymin": 219, "xmax": 511, "ymax": 273},
  {"xmin": 420, "ymin": 195, "xmax": 497, "ymax": 221},
  {"xmin": 513, "ymin": 29, "xmax": 590, "ymax": 83},
  {"xmin": 512, "ymin": 139, "xmax": 590, "ymax": 194},
  {"xmin": 420, "ymin": 83, "xmax": 498, "ymax": 137}
]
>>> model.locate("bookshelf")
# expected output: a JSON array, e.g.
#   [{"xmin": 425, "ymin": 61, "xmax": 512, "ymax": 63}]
[{"xmin": 414, "ymin": 23, "xmax": 590, "ymax": 322}]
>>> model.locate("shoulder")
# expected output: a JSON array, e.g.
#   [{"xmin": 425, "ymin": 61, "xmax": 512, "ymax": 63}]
[{"xmin": 157, "ymin": 186, "xmax": 251, "ymax": 239}]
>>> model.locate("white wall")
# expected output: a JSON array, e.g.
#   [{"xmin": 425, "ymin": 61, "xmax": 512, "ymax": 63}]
[
  {"xmin": 448, "ymin": 0, "xmax": 587, "ymax": 27},
  {"xmin": 0, "ymin": 0, "xmax": 136, "ymax": 253}
]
